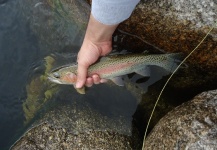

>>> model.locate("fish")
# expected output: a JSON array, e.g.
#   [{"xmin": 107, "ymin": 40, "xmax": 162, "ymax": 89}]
[{"xmin": 48, "ymin": 53, "xmax": 182, "ymax": 94}]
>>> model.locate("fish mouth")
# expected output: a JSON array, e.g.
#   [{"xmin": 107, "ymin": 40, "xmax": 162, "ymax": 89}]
[
  {"xmin": 47, "ymin": 76, "xmax": 63, "ymax": 84},
  {"xmin": 47, "ymin": 76, "xmax": 74, "ymax": 85}
]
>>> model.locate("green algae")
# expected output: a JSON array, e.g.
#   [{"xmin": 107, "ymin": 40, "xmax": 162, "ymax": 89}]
[{"xmin": 23, "ymin": 56, "xmax": 58, "ymax": 124}]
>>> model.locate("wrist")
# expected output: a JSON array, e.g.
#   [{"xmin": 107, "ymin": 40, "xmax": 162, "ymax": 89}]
[{"xmin": 85, "ymin": 14, "xmax": 118, "ymax": 43}]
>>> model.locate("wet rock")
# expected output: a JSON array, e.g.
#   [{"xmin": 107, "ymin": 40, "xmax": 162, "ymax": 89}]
[
  {"xmin": 36, "ymin": 97, "xmax": 133, "ymax": 136},
  {"xmin": 11, "ymin": 90, "xmax": 142, "ymax": 149},
  {"xmin": 143, "ymin": 89, "xmax": 217, "ymax": 149},
  {"xmin": 19, "ymin": 0, "xmax": 90, "ymax": 52},
  {"xmin": 11, "ymin": 123, "xmax": 136, "ymax": 150},
  {"xmin": 120, "ymin": 0, "xmax": 217, "ymax": 68},
  {"xmin": 116, "ymin": 0, "xmax": 217, "ymax": 104}
]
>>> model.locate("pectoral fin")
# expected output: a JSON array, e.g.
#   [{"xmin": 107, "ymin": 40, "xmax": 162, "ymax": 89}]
[
  {"xmin": 110, "ymin": 77, "xmax": 124, "ymax": 86},
  {"xmin": 75, "ymin": 86, "xmax": 86, "ymax": 94},
  {"xmin": 135, "ymin": 66, "xmax": 150, "ymax": 77}
]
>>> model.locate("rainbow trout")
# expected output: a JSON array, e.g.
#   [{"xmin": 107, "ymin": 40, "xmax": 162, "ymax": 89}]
[{"xmin": 48, "ymin": 53, "xmax": 181, "ymax": 94}]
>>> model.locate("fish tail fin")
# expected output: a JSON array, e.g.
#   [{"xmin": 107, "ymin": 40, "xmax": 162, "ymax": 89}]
[{"xmin": 161, "ymin": 53, "xmax": 184, "ymax": 73}]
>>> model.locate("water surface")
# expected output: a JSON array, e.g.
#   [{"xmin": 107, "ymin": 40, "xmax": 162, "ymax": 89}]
[{"xmin": 0, "ymin": 0, "xmax": 43, "ymax": 149}]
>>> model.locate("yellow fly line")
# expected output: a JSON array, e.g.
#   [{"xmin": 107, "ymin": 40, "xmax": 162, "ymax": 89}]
[{"xmin": 142, "ymin": 21, "xmax": 217, "ymax": 150}]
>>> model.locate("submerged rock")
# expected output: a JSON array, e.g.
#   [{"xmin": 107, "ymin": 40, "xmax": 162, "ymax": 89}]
[
  {"xmin": 11, "ymin": 89, "xmax": 142, "ymax": 149},
  {"xmin": 143, "ymin": 89, "xmax": 217, "ymax": 149},
  {"xmin": 20, "ymin": 0, "xmax": 90, "ymax": 124},
  {"xmin": 11, "ymin": 123, "xmax": 134, "ymax": 150},
  {"xmin": 22, "ymin": 55, "xmax": 58, "ymax": 124},
  {"xmin": 19, "ymin": 0, "xmax": 90, "ymax": 52}
]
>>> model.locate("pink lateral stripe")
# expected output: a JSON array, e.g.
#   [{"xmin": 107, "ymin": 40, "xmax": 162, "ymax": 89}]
[{"xmin": 90, "ymin": 62, "xmax": 134, "ymax": 76}]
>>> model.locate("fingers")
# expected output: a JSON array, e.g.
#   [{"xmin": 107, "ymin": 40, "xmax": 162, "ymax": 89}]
[
  {"xmin": 85, "ymin": 74, "xmax": 101, "ymax": 87},
  {"xmin": 85, "ymin": 77, "xmax": 93, "ymax": 87},
  {"xmin": 92, "ymin": 74, "xmax": 100, "ymax": 84},
  {"xmin": 76, "ymin": 64, "xmax": 88, "ymax": 88},
  {"xmin": 76, "ymin": 65, "xmax": 107, "ymax": 88}
]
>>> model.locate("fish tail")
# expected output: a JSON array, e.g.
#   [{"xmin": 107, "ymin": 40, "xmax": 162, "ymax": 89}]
[{"xmin": 161, "ymin": 53, "xmax": 183, "ymax": 73}]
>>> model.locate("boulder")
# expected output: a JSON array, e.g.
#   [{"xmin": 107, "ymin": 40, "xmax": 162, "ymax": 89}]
[
  {"xmin": 19, "ymin": 0, "xmax": 90, "ymax": 52},
  {"xmin": 12, "ymin": 87, "xmax": 142, "ymax": 149},
  {"xmin": 116, "ymin": 0, "xmax": 217, "ymax": 104},
  {"xmin": 11, "ymin": 123, "xmax": 135, "ymax": 150},
  {"xmin": 143, "ymin": 89, "xmax": 217, "ymax": 149},
  {"xmin": 120, "ymin": 0, "xmax": 217, "ymax": 69}
]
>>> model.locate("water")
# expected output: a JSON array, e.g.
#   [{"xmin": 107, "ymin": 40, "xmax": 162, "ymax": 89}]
[{"xmin": 0, "ymin": 0, "xmax": 44, "ymax": 149}]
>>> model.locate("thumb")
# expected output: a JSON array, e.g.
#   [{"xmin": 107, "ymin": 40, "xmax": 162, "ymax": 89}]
[{"xmin": 76, "ymin": 64, "xmax": 88, "ymax": 88}]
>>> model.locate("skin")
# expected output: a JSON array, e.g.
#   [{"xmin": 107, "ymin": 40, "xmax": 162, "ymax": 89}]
[{"xmin": 76, "ymin": 14, "xmax": 119, "ymax": 88}]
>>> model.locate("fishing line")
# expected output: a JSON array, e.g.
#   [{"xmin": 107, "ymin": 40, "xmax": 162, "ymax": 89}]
[
  {"xmin": 117, "ymin": 29, "xmax": 165, "ymax": 53},
  {"xmin": 142, "ymin": 22, "xmax": 216, "ymax": 150}
]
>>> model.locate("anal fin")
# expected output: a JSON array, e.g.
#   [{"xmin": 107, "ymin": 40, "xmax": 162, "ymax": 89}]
[
  {"xmin": 110, "ymin": 76, "xmax": 124, "ymax": 86},
  {"xmin": 135, "ymin": 66, "xmax": 150, "ymax": 77}
]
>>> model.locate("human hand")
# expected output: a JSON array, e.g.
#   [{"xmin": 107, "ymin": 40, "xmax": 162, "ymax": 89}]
[
  {"xmin": 76, "ymin": 37, "xmax": 112, "ymax": 88},
  {"xmin": 75, "ymin": 14, "xmax": 118, "ymax": 89}
]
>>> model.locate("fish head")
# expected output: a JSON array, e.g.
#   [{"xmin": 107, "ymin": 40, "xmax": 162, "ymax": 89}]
[
  {"xmin": 48, "ymin": 71, "xmax": 77, "ymax": 85},
  {"xmin": 48, "ymin": 65, "xmax": 77, "ymax": 85},
  {"xmin": 47, "ymin": 65, "xmax": 86, "ymax": 94}
]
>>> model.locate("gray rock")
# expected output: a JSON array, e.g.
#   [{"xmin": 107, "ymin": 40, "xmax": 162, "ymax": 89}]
[
  {"xmin": 142, "ymin": 0, "xmax": 217, "ymax": 29},
  {"xmin": 35, "ymin": 96, "xmax": 133, "ymax": 136},
  {"xmin": 11, "ymin": 88, "xmax": 142, "ymax": 149},
  {"xmin": 118, "ymin": 0, "xmax": 217, "ymax": 102},
  {"xmin": 11, "ymin": 123, "xmax": 135, "ymax": 150},
  {"xmin": 143, "ymin": 89, "xmax": 217, "ymax": 149},
  {"xmin": 120, "ymin": 0, "xmax": 217, "ymax": 70},
  {"xmin": 18, "ymin": 0, "xmax": 90, "ymax": 52}
]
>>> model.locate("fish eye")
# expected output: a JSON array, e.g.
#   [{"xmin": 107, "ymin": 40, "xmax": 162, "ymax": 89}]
[{"xmin": 53, "ymin": 72, "xmax": 60, "ymax": 78}]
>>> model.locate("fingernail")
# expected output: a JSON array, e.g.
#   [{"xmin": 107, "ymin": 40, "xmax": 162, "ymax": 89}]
[{"xmin": 76, "ymin": 82, "xmax": 82, "ymax": 88}]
